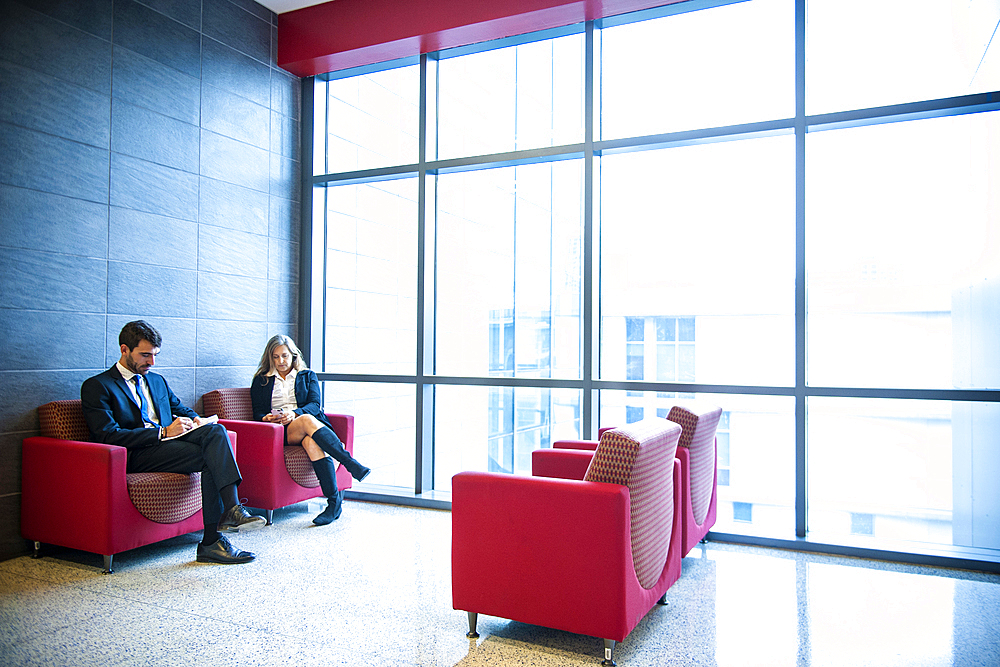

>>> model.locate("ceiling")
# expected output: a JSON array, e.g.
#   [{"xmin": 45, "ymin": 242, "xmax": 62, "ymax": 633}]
[{"xmin": 256, "ymin": 0, "xmax": 327, "ymax": 14}]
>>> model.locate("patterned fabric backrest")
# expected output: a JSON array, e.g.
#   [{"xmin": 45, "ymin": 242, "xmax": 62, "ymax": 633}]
[
  {"xmin": 38, "ymin": 400, "xmax": 91, "ymax": 441},
  {"xmin": 667, "ymin": 402, "xmax": 723, "ymax": 525},
  {"xmin": 584, "ymin": 418, "xmax": 682, "ymax": 589},
  {"xmin": 202, "ymin": 388, "xmax": 253, "ymax": 421}
]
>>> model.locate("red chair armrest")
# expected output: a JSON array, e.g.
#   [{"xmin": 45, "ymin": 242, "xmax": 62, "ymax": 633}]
[
  {"xmin": 553, "ymin": 439, "xmax": 598, "ymax": 451},
  {"xmin": 21, "ymin": 437, "xmax": 128, "ymax": 545},
  {"xmin": 325, "ymin": 413, "xmax": 354, "ymax": 454},
  {"xmin": 218, "ymin": 419, "xmax": 284, "ymax": 459},
  {"xmin": 531, "ymin": 448, "xmax": 595, "ymax": 480}
]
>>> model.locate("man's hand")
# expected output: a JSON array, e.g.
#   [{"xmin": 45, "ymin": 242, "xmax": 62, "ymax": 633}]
[{"xmin": 164, "ymin": 416, "xmax": 195, "ymax": 438}]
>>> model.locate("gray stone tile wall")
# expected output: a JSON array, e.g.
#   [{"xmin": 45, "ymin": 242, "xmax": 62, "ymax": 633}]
[{"xmin": 0, "ymin": 0, "xmax": 302, "ymax": 560}]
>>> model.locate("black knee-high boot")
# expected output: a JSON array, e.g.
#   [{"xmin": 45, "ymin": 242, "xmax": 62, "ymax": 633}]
[
  {"xmin": 311, "ymin": 427, "xmax": 370, "ymax": 481},
  {"xmin": 311, "ymin": 457, "xmax": 342, "ymax": 525}
]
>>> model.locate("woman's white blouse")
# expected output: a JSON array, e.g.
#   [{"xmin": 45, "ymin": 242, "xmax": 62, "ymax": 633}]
[{"xmin": 270, "ymin": 368, "xmax": 299, "ymax": 413}]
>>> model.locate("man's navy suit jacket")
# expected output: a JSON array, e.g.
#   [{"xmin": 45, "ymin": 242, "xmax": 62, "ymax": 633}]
[{"xmin": 81, "ymin": 365, "xmax": 198, "ymax": 450}]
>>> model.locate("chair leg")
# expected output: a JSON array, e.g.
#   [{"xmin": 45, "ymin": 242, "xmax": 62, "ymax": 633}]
[
  {"xmin": 32, "ymin": 541, "xmax": 41, "ymax": 558},
  {"xmin": 265, "ymin": 509, "xmax": 274, "ymax": 525},
  {"xmin": 466, "ymin": 612, "xmax": 479, "ymax": 638},
  {"xmin": 102, "ymin": 555, "xmax": 114, "ymax": 574},
  {"xmin": 657, "ymin": 593, "xmax": 668, "ymax": 605},
  {"xmin": 602, "ymin": 639, "xmax": 617, "ymax": 666}
]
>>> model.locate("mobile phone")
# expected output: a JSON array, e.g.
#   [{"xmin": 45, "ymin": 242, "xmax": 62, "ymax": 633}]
[{"xmin": 271, "ymin": 408, "xmax": 284, "ymax": 415}]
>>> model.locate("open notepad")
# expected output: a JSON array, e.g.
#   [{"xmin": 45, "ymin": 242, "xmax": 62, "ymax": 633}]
[{"xmin": 162, "ymin": 414, "xmax": 219, "ymax": 441}]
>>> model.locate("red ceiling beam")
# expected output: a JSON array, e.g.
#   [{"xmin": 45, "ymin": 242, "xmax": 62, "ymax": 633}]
[{"xmin": 278, "ymin": 0, "xmax": 691, "ymax": 77}]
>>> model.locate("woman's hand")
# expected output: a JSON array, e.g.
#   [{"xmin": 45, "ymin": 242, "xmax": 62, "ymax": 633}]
[{"xmin": 264, "ymin": 410, "xmax": 293, "ymax": 425}]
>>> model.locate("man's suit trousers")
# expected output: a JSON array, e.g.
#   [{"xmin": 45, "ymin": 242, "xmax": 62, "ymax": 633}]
[{"xmin": 125, "ymin": 423, "xmax": 241, "ymax": 527}]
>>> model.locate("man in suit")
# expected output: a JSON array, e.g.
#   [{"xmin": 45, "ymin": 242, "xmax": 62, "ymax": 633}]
[{"xmin": 81, "ymin": 320, "xmax": 266, "ymax": 565}]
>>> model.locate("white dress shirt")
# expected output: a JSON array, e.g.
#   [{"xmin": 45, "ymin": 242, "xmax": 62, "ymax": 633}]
[{"xmin": 270, "ymin": 368, "xmax": 299, "ymax": 413}]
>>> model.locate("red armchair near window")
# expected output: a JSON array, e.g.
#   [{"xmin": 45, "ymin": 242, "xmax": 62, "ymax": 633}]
[
  {"xmin": 21, "ymin": 400, "xmax": 235, "ymax": 574},
  {"xmin": 452, "ymin": 418, "xmax": 683, "ymax": 666},
  {"xmin": 200, "ymin": 388, "xmax": 354, "ymax": 525},
  {"xmin": 666, "ymin": 402, "xmax": 723, "ymax": 557},
  {"xmin": 547, "ymin": 402, "xmax": 723, "ymax": 559}
]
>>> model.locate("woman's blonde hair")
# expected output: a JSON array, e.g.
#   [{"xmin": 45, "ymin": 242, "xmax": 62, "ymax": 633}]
[{"xmin": 254, "ymin": 334, "xmax": 308, "ymax": 381}]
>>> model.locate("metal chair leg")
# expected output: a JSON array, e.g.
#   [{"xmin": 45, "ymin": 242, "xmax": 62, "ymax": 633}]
[
  {"xmin": 265, "ymin": 509, "xmax": 274, "ymax": 525},
  {"xmin": 466, "ymin": 612, "xmax": 480, "ymax": 638},
  {"xmin": 602, "ymin": 639, "xmax": 617, "ymax": 666},
  {"xmin": 32, "ymin": 541, "xmax": 41, "ymax": 558},
  {"xmin": 102, "ymin": 555, "xmax": 114, "ymax": 574}
]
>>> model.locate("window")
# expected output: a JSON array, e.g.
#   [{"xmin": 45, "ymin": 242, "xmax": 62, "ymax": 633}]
[
  {"xmin": 599, "ymin": 136, "xmax": 796, "ymax": 388},
  {"xmin": 309, "ymin": 0, "xmax": 1000, "ymax": 566}
]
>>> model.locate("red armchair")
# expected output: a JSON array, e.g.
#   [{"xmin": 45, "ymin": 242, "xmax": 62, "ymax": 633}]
[
  {"xmin": 201, "ymin": 388, "xmax": 354, "ymax": 524},
  {"xmin": 666, "ymin": 402, "xmax": 723, "ymax": 557},
  {"xmin": 550, "ymin": 403, "xmax": 723, "ymax": 559},
  {"xmin": 452, "ymin": 418, "xmax": 683, "ymax": 666},
  {"xmin": 21, "ymin": 400, "xmax": 236, "ymax": 573}
]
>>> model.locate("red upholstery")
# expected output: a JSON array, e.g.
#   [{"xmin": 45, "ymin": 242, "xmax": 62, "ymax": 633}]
[
  {"xmin": 452, "ymin": 418, "xmax": 683, "ymax": 659},
  {"xmin": 666, "ymin": 402, "xmax": 723, "ymax": 557},
  {"xmin": 201, "ymin": 388, "xmax": 354, "ymax": 522},
  {"xmin": 21, "ymin": 400, "xmax": 236, "ymax": 572}
]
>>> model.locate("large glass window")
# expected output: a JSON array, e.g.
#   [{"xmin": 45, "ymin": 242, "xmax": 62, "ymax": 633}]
[
  {"xmin": 435, "ymin": 160, "xmax": 583, "ymax": 379},
  {"xmin": 324, "ymin": 381, "xmax": 416, "ymax": 489},
  {"xmin": 321, "ymin": 65, "xmax": 419, "ymax": 173},
  {"xmin": 600, "ymin": 136, "xmax": 796, "ymax": 387},
  {"xmin": 808, "ymin": 397, "xmax": 1000, "ymax": 551},
  {"xmin": 309, "ymin": 0, "xmax": 1000, "ymax": 566},
  {"xmin": 806, "ymin": 113, "xmax": 1000, "ymax": 390},
  {"xmin": 806, "ymin": 0, "xmax": 1000, "ymax": 115},
  {"xmin": 600, "ymin": 0, "xmax": 794, "ymax": 139},
  {"xmin": 436, "ymin": 34, "xmax": 584, "ymax": 159},
  {"xmin": 321, "ymin": 179, "xmax": 418, "ymax": 376}
]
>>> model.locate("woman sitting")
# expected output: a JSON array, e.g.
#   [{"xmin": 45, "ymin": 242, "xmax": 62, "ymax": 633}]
[{"xmin": 250, "ymin": 335, "xmax": 370, "ymax": 525}]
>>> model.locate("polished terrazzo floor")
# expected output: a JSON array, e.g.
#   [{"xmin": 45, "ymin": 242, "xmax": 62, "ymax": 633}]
[{"xmin": 2, "ymin": 499, "xmax": 999, "ymax": 667}]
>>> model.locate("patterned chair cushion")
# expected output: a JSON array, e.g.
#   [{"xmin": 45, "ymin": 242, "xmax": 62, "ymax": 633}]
[
  {"xmin": 667, "ymin": 402, "xmax": 723, "ymax": 525},
  {"xmin": 125, "ymin": 472, "xmax": 202, "ymax": 523},
  {"xmin": 38, "ymin": 400, "xmax": 203, "ymax": 524},
  {"xmin": 202, "ymin": 388, "xmax": 253, "ymax": 421},
  {"xmin": 285, "ymin": 446, "xmax": 320, "ymax": 487},
  {"xmin": 584, "ymin": 418, "xmax": 682, "ymax": 589}
]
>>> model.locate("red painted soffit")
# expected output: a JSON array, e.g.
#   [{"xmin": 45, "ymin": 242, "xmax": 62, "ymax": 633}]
[{"xmin": 278, "ymin": 0, "xmax": 691, "ymax": 77}]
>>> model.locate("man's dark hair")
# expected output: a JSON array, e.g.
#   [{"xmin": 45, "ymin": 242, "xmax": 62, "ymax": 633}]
[{"xmin": 119, "ymin": 320, "xmax": 162, "ymax": 350}]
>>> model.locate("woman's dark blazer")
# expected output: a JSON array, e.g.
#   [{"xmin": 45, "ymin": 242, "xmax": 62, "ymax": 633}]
[{"xmin": 250, "ymin": 369, "xmax": 333, "ymax": 430}]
